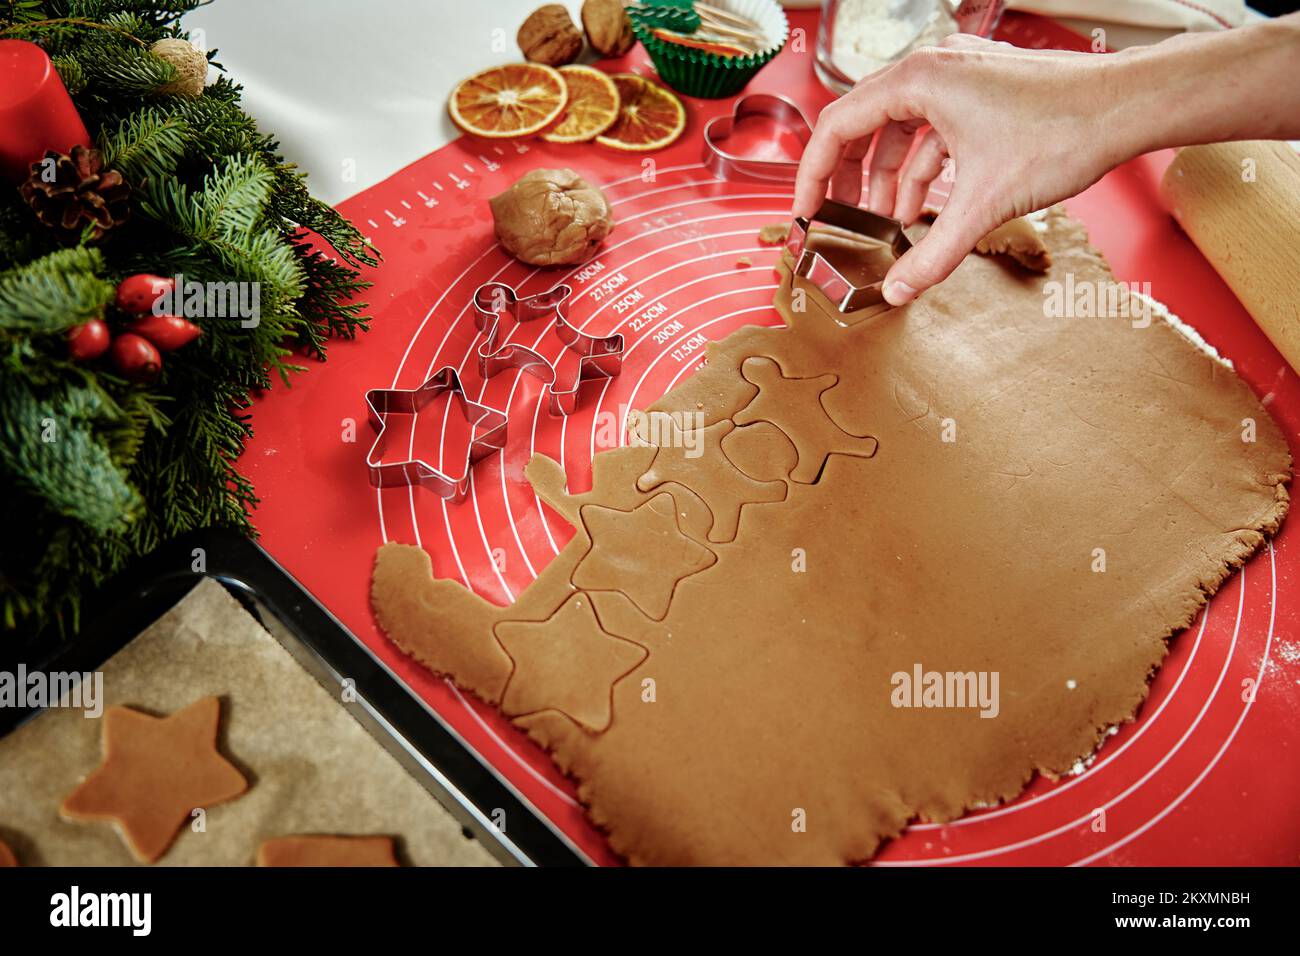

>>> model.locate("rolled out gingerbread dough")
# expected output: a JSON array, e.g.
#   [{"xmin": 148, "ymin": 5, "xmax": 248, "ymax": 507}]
[{"xmin": 371, "ymin": 208, "xmax": 1290, "ymax": 865}]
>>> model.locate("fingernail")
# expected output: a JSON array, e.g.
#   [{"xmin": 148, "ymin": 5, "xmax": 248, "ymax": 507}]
[{"xmin": 884, "ymin": 280, "xmax": 916, "ymax": 306}]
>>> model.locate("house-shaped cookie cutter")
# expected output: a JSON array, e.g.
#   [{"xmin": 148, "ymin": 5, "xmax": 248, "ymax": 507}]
[
  {"xmin": 786, "ymin": 198, "xmax": 912, "ymax": 312},
  {"xmin": 364, "ymin": 366, "xmax": 508, "ymax": 501},
  {"xmin": 472, "ymin": 281, "xmax": 624, "ymax": 416}
]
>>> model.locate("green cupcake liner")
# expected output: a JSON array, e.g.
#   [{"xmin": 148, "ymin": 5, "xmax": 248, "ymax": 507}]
[{"xmin": 630, "ymin": 18, "xmax": 785, "ymax": 100}]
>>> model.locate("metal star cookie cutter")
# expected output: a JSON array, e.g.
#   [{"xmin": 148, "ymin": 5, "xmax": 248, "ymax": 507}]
[
  {"xmin": 702, "ymin": 92, "xmax": 813, "ymax": 183},
  {"xmin": 472, "ymin": 281, "xmax": 624, "ymax": 416},
  {"xmin": 364, "ymin": 366, "xmax": 508, "ymax": 501},
  {"xmin": 786, "ymin": 198, "xmax": 912, "ymax": 312}
]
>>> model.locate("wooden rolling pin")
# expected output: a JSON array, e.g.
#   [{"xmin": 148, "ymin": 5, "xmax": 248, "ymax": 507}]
[{"xmin": 1160, "ymin": 141, "xmax": 1300, "ymax": 371}]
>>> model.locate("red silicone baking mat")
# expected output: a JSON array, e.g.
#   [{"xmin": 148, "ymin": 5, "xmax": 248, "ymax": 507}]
[{"xmin": 241, "ymin": 11, "xmax": 1300, "ymax": 866}]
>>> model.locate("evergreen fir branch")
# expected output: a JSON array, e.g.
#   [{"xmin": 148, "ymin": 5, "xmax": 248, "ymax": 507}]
[
  {"xmin": 0, "ymin": 1, "xmax": 46, "ymax": 27},
  {"xmin": 141, "ymin": 157, "xmax": 308, "ymax": 307},
  {"xmin": 1, "ymin": 0, "xmax": 375, "ymax": 639},
  {"xmin": 141, "ymin": 154, "xmax": 270, "ymax": 241},
  {"xmin": 197, "ymin": 72, "xmax": 240, "ymax": 105},
  {"xmin": 0, "ymin": 247, "xmax": 114, "ymax": 333},
  {"xmin": 79, "ymin": 369, "xmax": 170, "ymax": 466},
  {"xmin": 129, "ymin": 374, "xmax": 255, "ymax": 541},
  {"xmin": 271, "ymin": 170, "xmax": 380, "ymax": 269},
  {"xmin": 51, "ymin": 53, "xmax": 87, "ymax": 94},
  {"xmin": 203, "ymin": 155, "xmax": 275, "ymax": 237},
  {"xmin": 153, "ymin": 90, "xmax": 277, "ymax": 163},
  {"xmin": 0, "ymin": 15, "xmax": 148, "ymax": 45},
  {"xmin": 82, "ymin": 41, "xmax": 175, "ymax": 94},
  {"xmin": 99, "ymin": 10, "xmax": 151, "ymax": 38},
  {"xmin": 291, "ymin": 238, "xmax": 372, "ymax": 358},
  {"xmin": 0, "ymin": 375, "xmax": 141, "ymax": 534},
  {"xmin": 12, "ymin": 21, "xmax": 89, "ymax": 55},
  {"xmin": 57, "ymin": 0, "xmax": 207, "ymax": 24},
  {"xmin": 210, "ymin": 227, "xmax": 305, "ymax": 303},
  {"xmin": 98, "ymin": 107, "xmax": 188, "ymax": 183},
  {"xmin": 2, "ymin": 517, "xmax": 135, "ymax": 638},
  {"xmin": 0, "ymin": 193, "xmax": 51, "ymax": 271}
]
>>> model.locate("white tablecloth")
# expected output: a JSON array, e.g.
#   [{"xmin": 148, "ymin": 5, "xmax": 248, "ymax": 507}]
[
  {"xmin": 186, "ymin": 0, "xmax": 590, "ymax": 206},
  {"xmin": 184, "ymin": 0, "xmax": 1252, "ymax": 208}
]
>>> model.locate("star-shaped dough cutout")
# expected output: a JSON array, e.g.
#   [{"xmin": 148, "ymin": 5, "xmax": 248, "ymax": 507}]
[
  {"xmin": 735, "ymin": 357, "xmax": 879, "ymax": 483},
  {"xmin": 495, "ymin": 594, "xmax": 648, "ymax": 733},
  {"xmin": 635, "ymin": 416, "xmax": 786, "ymax": 543},
  {"xmin": 61, "ymin": 696, "xmax": 248, "ymax": 863},
  {"xmin": 573, "ymin": 493, "xmax": 716, "ymax": 620}
]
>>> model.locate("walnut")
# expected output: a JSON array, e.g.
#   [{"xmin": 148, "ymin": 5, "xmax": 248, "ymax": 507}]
[
  {"xmin": 582, "ymin": 0, "xmax": 636, "ymax": 57},
  {"xmin": 489, "ymin": 168, "xmax": 614, "ymax": 266},
  {"xmin": 518, "ymin": 5, "xmax": 584, "ymax": 66}
]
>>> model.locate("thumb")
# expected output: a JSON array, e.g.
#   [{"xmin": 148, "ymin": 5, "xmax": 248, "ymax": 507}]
[{"xmin": 883, "ymin": 191, "xmax": 996, "ymax": 306}]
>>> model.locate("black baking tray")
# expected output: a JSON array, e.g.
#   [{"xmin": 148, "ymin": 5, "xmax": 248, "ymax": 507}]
[{"xmin": 0, "ymin": 529, "xmax": 587, "ymax": 867}]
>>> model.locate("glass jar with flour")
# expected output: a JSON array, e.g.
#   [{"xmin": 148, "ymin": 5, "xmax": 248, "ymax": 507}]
[{"xmin": 814, "ymin": 0, "xmax": 1005, "ymax": 94}]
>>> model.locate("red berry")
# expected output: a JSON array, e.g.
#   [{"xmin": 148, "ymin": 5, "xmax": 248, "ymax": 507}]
[
  {"xmin": 129, "ymin": 314, "xmax": 201, "ymax": 351},
  {"xmin": 67, "ymin": 319, "xmax": 111, "ymax": 361},
  {"xmin": 110, "ymin": 333, "xmax": 162, "ymax": 382},
  {"xmin": 115, "ymin": 273, "xmax": 175, "ymax": 314}
]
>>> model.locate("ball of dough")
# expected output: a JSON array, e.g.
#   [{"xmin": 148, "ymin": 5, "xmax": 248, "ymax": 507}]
[
  {"xmin": 150, "ymin": 38, "xmax": 207, "ymax": 96},
  {"xmin": 489, "ymin": 168, "xmax": 614, "ymax": 266}
]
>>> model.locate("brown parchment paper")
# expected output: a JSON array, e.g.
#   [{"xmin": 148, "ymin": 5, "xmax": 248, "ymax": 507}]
[{"xmin": 0, "ymin": 578, "xmax": 497, "ymax": 867}]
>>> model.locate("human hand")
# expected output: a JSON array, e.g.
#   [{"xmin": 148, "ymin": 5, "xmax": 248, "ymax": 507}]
[{"xmin": 794, "ymin": 35, "xmax": 1133, "ymax": 305}]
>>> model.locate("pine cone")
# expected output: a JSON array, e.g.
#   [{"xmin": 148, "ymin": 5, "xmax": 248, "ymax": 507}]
[{"xmin": 19, "ymin": 146, "xmax": 131, "ymax": 243}]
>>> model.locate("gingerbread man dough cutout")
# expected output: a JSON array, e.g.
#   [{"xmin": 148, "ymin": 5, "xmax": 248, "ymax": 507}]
[
  {"xmin": 635, "ymin": 416, "xmax": 785, "ymax": 543},
  {"xmin": 734, "ymin": 356, "xmax": 879, "ymax": 483}
]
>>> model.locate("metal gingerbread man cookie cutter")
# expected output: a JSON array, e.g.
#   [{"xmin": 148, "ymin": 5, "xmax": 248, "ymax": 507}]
[
  {"xmin": 364, "ymin": 366, "xmax": 508, "ymax": 502},
  {"xmin": 472, "ymin": 280, "xmax": 624, "ymax": 416},
  {"xmin": 703, "ymin": 93, "xmax": 912, "ymax": 312}
]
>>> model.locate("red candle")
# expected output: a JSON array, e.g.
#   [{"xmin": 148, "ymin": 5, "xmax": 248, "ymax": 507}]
[{"xmin": 0, "ymin": 39, "xmax": 91, "ymax": 183}]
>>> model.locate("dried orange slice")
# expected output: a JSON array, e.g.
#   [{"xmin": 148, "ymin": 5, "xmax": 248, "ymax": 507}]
[
  {"xmin": 448, "ymin": 63, "xmax": 567, "ymax": 139},
  {"xmin": 595, "ymin": 74, "xmax": 687, "ymax": 153},
  {"xmin": 542, "ymin": 65, "xmax": 621, "ymax": 144}
]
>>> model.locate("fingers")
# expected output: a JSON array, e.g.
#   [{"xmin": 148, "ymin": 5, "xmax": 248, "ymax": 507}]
[
  {"xmin": 883, "ymin": 182, "xmax": 996, "ymax": 306},
  {"xmin": 829, "ymin": 135, "xmax": 871, "ymax": 207},
  {"xmin": 866, "ymin": 119, "xmax": 924, "ymax": 216},
  {"xmin": 893, "ymin": 127, "xmax": 948, "ymax": 225},
  {"xmin": 793, "ymin": 69, "xmax": 914, "ymax": 217}
]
